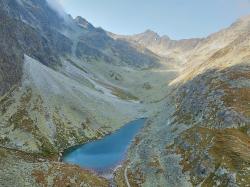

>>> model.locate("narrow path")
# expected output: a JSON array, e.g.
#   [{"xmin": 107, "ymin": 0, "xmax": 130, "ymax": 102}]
[{"xmin": 124, "ymin": 165, "xmax": 131, "ymax": 187}]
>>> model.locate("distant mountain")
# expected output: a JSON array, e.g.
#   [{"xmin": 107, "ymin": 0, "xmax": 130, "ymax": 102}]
[
  {"xmin": 113, "ymin": 29, "xmax": 201, "ymax": 55},
  {"xmin": 110, "ymin": 29, "xmax": 202, "ymax": 66},
  {"xmin": 172, "ymin": 14, "xmax": 250, "ymax": 84}
]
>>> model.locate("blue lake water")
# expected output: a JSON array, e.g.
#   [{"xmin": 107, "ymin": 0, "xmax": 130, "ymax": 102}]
[{"xmin": 62, "ymin": 118, "xmax": 146, "ymax": 173}]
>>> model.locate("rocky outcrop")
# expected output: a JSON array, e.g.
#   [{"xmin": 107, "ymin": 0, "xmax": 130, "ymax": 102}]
[{"xmin": 74, "ymin": 16, "xmax": 95, "ymax": 30}]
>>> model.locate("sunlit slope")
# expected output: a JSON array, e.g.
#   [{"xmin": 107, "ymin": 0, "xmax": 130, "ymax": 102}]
[{"xmin": 118, "ymin": 15, "xmax": 250, "ymax": 187}]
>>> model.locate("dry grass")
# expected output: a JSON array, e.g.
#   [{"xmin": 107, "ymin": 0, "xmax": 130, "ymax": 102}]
[
  {"xmin": 208, "ymin": 45, "xmax": 233, "ymax": 62},
  {"xmin": 96, "ymin": 80, "xmax": 139, "ymax": 101},
  {"xmin": 49, "ymin": 164, "xmax": 109, "ymax": 187},
  {"xmin": 114, "ymin": 166, "xmax": 127, "ymax": 187},
  {"xmin": 171, "ymin": 126, "xmax": 250, "ymax": 186},
  {"xmin": 127, "ymin": 168, "xmax": 145, "ymax": 187},
  {"xmin": 114, "ymin": 161, "xmax": 145, "ymax": 187},
  {"xmin": 228, "ymin": 69, "xmax": 250, "ymax": 80},
  {"xmin": 43, "ymin": 164, "xmax": 107, "ymax": 187},
  {"xmin": 32, "ymin": 170, "xmax": 47, "ymax": 187},
  {"xmin": 222, "ymin": 76, "xmax": 250, "ymax": 116},
  {"xmin": 111, "ymin": 86, "xmax": 139, "ymax": 101},
  {"xmin": 210, "ymin": 129, "xmax": 250, "ymax": 170},
  {"xmin": 148, "ymin": 157, "xmax": 164, "ymax": 174},
  {"xmin": 0, "ymin": 146, "xmax": 109, "ymax": 187}
]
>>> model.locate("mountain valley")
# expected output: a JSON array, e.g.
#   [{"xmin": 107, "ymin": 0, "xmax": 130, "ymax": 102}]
[{"xmin": 0, "ymin": 0, "xmax": 249, "ymax": 186}]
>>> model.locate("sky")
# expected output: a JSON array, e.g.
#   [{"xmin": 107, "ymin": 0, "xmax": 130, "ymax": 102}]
[{"xmin": 58, "ymin": 0, "xmax": 250, "ymax": 40}]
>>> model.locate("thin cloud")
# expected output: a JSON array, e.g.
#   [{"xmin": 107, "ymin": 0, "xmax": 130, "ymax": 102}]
[{"xmin": 46, "ymin": 0, "xmax": 66, "ymax": 18}]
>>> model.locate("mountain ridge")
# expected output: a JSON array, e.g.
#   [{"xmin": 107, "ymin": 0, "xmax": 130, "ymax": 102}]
[{"xmin": 0, "ymin": 0, "xmax": 249, "ymax": 186}]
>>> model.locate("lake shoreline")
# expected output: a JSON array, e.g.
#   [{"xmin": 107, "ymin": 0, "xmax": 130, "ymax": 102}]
[{"xmin": 61, "ymin": 118, "xmax": 147, "ymax": 177}]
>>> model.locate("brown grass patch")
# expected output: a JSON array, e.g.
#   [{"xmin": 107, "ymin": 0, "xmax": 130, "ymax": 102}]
[
  {"xmin": 51, "ymin": 164, "xmax": 109, "ymax": 187},
  {"xmin": 127, "ymin": 168, "xmax": 145, "ymax": 187},
  {"xmin": 95, "ymin": 80, "xmax": 139, "ymax": 101},
  {"xmin": 171, "ymin": 127, "xmax": 250, "ymax": 186},
  {"xmin": 32, "ymin": 170, "xmax": 47, "ymax": 187},
  {"xmin": 222, "ymin": 87, "xmax": 250, "ymax": 116},
  {"xmin": 210, "ymin": 128, "xmax": 250, "ymax": 170}
]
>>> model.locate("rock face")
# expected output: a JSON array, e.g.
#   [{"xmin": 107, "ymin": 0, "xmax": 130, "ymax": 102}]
[
  {"xmin": 0, "ymin": 0, "xmax": 249, "ymax": 186},
  {"xmin": 74, "ymin": 16, "xmax": 95, "ymax": 30},
  {"xmin": 0, "ymin": 0, "xmax": 73, "ymax": 96}
]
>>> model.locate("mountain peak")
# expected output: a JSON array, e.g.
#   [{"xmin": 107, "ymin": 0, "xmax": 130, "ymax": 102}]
[
  {"xmin": 74, "ymin": 16, "xmax": 94, "ymax": 29},
  {"xmin": 142, "ymin": 29, "xmax": 159, "ymax": 37},
  {"xmin": 138, "ymin": 30, "xmax": 172, "ymax": 41}
]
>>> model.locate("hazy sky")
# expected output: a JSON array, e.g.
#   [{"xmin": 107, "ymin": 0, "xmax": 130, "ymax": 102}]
[{"xmin": 58, "ymin": 0, "xmax": 250, "ymax": 39}]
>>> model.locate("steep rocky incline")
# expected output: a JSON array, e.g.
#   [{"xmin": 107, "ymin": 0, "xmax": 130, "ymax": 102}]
[
  {"xmin": 118, "ymin": 16, "xmax": 250, "ymax": 187},
  {"xmin": 0, "ymin": 0, "xmax": 73, "ymax": 96}
]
